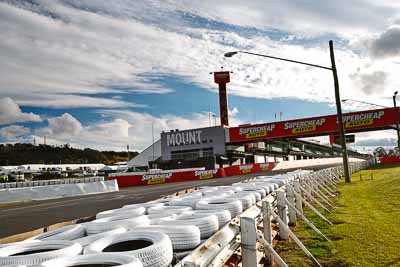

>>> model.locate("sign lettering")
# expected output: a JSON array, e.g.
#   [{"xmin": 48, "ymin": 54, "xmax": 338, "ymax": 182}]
[
  {"xmin": 166, "ymin": 130, "xmax": 202, "ymax": 147},
  {"xmin": 229, "ymin": 108, "xmax": 398, "ymax": 143}
]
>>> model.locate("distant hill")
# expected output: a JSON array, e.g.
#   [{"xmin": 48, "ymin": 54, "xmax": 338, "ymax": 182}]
[{"xmin": 0, "ymin": 143, "xmax": 139, "ymax": 166}]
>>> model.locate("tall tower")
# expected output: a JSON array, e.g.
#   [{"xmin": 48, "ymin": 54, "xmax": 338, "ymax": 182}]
[{"xmin": 213, "ymin": 70, "xmax": 231, "ymax": 127}]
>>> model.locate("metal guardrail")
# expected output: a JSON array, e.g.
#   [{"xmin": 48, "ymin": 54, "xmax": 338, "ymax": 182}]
[{"xmin": 0, "ymin": 176, "xmax": 104, "ymax": 190}]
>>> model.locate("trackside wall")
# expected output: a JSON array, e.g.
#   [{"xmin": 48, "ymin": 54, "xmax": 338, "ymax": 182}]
[{"xmin": 109, "ymin": 163, "xmax": 276, "ymax": 188}]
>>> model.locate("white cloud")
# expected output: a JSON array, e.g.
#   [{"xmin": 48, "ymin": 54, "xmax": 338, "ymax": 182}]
[
  {"xmin": 48, "ymin": 113, "xmax": 82, "ymax": 136},
  {"xmin": 2, "ymin": 0, "xmax": 399, "ymax": 110},
  {"xmin": 0, "ymin": 97, "xmax": 42, "ymax": 125},
  {"xmin": 368, "ymin": 26, "xmax": 400, "ymax": 58},
  {"xmin": 0, "ymin": 125, "xmax": 30, "ymax": 141},
  {"xmin": 23, "ymin": 109, "xmax": 243, "ymax": 151},
  {"xmin": 166, "ymin": 0, "xmax": 396, "ymax": 37},
  {"xmin": 349, "ymin": 130, "xmax": 398, "ymax": 154}
]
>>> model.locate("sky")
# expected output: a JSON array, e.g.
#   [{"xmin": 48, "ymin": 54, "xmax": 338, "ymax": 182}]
[{"xmin": 1, "ymin": 0, "xmax": 400, "ymax": 153}]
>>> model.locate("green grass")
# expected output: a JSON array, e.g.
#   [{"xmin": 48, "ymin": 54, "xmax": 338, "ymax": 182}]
[{"xmin": 274, "ymin": 164, "xmax": 400, "ymax": 267}]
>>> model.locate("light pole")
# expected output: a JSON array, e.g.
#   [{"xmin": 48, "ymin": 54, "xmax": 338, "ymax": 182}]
[
  {"xmin": 342, "ymin": 99, "xmax": 388, "ymax": 108},
  {"xmin": 212, "ymin": 114, "xmax": 217, "ymax": 126},
  {"xmin": 224, "ymin": 40, "xmax": 351, "ymax": 182},
  {"xmin": 393, "ymin": 91, "xmax": 400, "ymax": 149}
]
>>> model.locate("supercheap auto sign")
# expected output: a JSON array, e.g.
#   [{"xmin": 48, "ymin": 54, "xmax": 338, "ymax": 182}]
[{"xmin": 229, "ymin": 108, "xmax": 398, "ymax": 143}]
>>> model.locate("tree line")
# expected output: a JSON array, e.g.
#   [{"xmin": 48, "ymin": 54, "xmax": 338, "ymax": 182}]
[{"xmin": 0, "ymin": 143, "xmax": 139, "ymax": 166}]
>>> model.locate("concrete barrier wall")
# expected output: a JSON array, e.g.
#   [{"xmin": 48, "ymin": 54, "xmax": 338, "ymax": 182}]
[
  {"xmin": 0, "ymin": 177, "xmax": 104, "ymax": 190},
  {"xmin": 0, "ymin": 180, "xmax": 119, "ymax": 204}
]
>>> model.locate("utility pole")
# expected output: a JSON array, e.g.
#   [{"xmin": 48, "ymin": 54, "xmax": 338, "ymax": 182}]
[
  {"xmin": 152, "ymin": 123, "xmax": 155, "ymax": 168},
  {"xmin": 329, "ymin": 40, "xmax": 351, "ymax": 183},
  {"xmin": 208, "ymin": 102, "xmax": 211, "ymax": 127},
  {"xmin": 127, "ymin": 144, "xmax": 130, "ymax": 161},
  {"xmin": 393, "ymin": 91, "xmax": 400, "ymax": 150}
]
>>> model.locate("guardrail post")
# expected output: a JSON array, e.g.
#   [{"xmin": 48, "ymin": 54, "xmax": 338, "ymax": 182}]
[
  {"xmin": 277, "ymin": 190, "xmax": 289, "ymax": 240},
  {"xmin": 286, "ymin": 185, "xmax": 296, "ymax": 226},
  {"xmin": 262, "ymin": 201, "xmax": 273, "ymax": 265},
  {"xmin": 294, "ymin": 181, "xmax": 303, "ymax": 216},
  {"xmin": 240, "ymin": 217, "xmax": 258, "ymax": 267}
]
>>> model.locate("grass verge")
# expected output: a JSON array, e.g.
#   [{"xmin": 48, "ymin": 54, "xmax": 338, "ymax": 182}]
[{"xmin": 274, "ymin": 164, "xmax": 400, "ymax": 266}]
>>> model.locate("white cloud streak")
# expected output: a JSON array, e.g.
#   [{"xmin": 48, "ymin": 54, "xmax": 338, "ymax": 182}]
[
  {"xmin": 1, "ymin": 0, "xmax": 399, "ymax": 110},
  {"xmin": 0, "ymin": 97, "xmax": 41, "ymax": 125},
  {"xmin": 0, "ymin": 125, "xmax": 31, "ymax": 141}
]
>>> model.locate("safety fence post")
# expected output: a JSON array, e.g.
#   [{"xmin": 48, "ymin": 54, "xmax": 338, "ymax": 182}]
[
  {"xmin": 286, "ymin": 185, "xmax": 297, "ymax": 226},
  {"xmin": 277, "ymin": 190, "xmax": 289, "ymax": 240},
  {"xmin": 262, "ymin": 201, "xmax": 273, "ymax": 266},
  {"xmin": 294, "ymin": 181, "xmax": 303, "ymax": 216},
  {"xmin": 240, "ymin": 217, "xmax": 258, "ymax": 267}
]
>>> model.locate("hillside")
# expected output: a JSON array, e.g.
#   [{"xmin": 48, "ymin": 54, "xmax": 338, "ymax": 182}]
[{"xmin": 0, "ymin": 143, "xmax": 138, "ymax": 166}]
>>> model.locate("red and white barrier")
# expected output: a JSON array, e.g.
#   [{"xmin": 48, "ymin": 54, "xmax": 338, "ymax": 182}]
[{"xmin": 109, "ymin": 163, "xmax": 276, "ymax": 188}]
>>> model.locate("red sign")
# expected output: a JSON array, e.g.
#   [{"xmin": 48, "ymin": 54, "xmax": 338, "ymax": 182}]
[{"xmin": 229, "ymin": 107, "xmax": 398, "ymax": 143}]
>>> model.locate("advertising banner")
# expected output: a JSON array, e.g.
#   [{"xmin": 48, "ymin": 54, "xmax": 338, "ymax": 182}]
[
  {"xmin": 229, "ymin": 107, "xmax": 398, "ymax": 143},
  {"xmin": 110, "ymin": 162, "xmax": 275, "ymax": 188}
]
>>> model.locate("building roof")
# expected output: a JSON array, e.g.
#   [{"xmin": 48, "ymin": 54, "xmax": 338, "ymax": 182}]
[{"xmin": 127, "ymin": 139, "xmax": 161, "ymax": 167}]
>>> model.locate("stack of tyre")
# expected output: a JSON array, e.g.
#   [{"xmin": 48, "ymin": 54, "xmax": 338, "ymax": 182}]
[{"xmin": 0, "ymin": 170, "xmax": 307, "ymax": 266}]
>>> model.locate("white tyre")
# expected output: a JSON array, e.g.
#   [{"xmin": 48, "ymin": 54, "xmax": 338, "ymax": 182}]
[
  {"xmin": 202, "ymin": 191, "xmax": 233, "ymax": 197},
  {"xmin": 40, "ymin": 253, "xmax": 143, "ymax": 267},
  {"xmin": 196, "ymin": 199, "xmax": 243, "ymax": 217},
  {"xmin": 183, "ymin": 192, "xmax": 203, "ymax": 197},
  {"xmin": 234, "ymin": 191, "xmax": 260, "ymax": 202},
  {"xmin": 181, "ymin": 209, "xmax": 231, "ymax": 228},
  {"xmin": 86, "ymin": 215, "xmax": 150, "ymax": 235},
  {"xmin": 240, "ymin": 187, "xmax": 267, "ymax": 198},
  {"xmin": 257, "ymin": 181, "xmax": 280, "ymax": 189},
  {"xmin": 146, "ymin": 213, "xmax": 179, "ymax": 225},
  {"xmin": 130, "ymin": 225, "xmax": 200, "ymax": 250},
  {"xmin": 215, "ymin": 188, "xmax": 235, "ymax": 195},
  {"xmin": 27, "ymin": 224, "xmax": 85, "ymax": 241},
  {"xmin": 158, "ymin": 214, "xmax": 219, "ymax": 239},
  {"xmin": 146, "ymin": 199, "xmax": 172, "ymax": 205},
  {"xmin": 267, "ymin": 179, "xmax": 286, "ymax": 187},
  {"xmin": 84, "ymin": 231, "xmax": 173, "ymax": 267},
  {"xmin": 167, "ymin": 197, "xmax": 203, "ymax": 209},
  {"xmin": 73, "ymin": 228, "xmax": 127, "ymax": 247},
  {"xmin": 0, "ymin": 240, "xmax": 82, "ymax": 266},
  {"xmin": 147, "ymin": 206, "xmax": 192, "ymax": 215},
  {"xmin": 253, "ymin": 183, "xmax": 274, "ymax": 194},
  {"xmin": 225, "ymin": 194, "xmax": 254, "ymax": 210},
  {"xmin": 96, "ymin": 207, "xmax": 146, "ymax": 219},
  {"xmin": 122, "ymin": 203, "xmax": 164, "ymax": 212}
]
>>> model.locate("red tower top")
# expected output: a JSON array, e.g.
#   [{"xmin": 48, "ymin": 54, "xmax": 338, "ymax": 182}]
[{"xmin": 214, "ymin": 71, "xmax": 231, "ymax": 84}]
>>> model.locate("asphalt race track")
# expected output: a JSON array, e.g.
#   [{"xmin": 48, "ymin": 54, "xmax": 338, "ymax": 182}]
[{"xmin": 0, "ymin": 165, "xmax": 338, "ymax": 239}]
